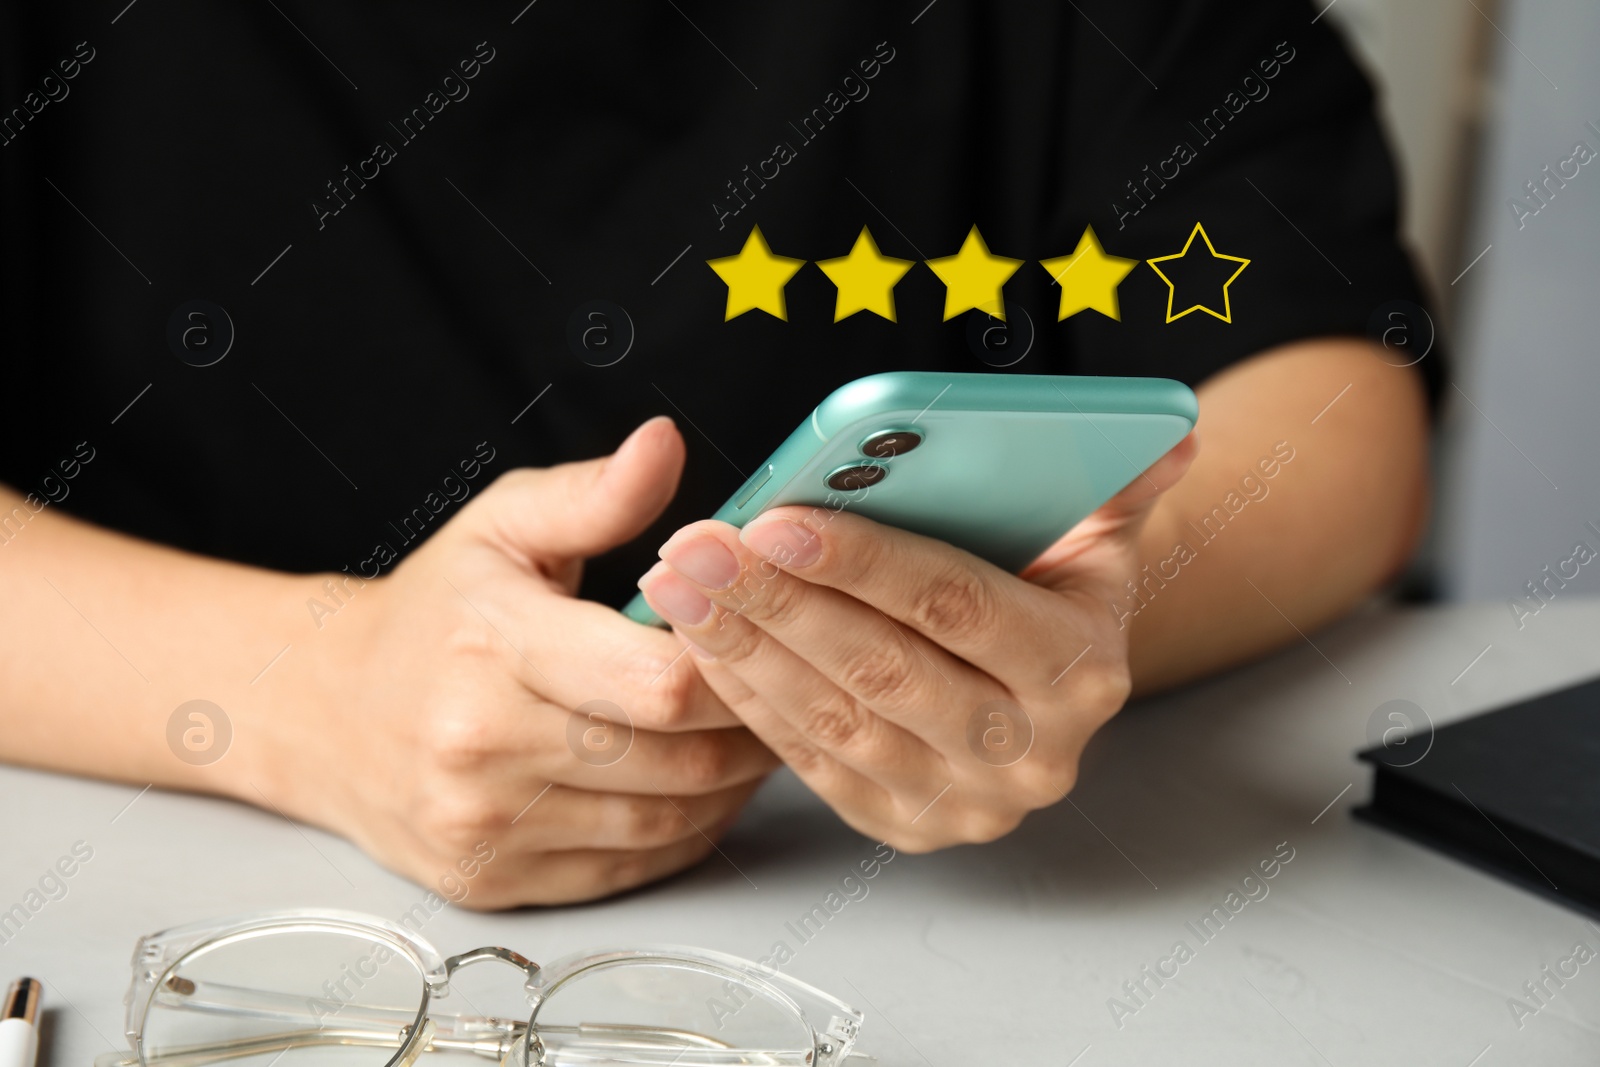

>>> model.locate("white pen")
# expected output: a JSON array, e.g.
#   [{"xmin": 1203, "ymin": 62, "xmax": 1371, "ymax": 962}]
[{"xmin": 0, "ymin": 979, "xmax": 39, "ymax": 1067}]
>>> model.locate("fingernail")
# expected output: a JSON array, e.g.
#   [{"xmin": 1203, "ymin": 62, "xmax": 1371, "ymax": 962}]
[
  {"xmin": 641, "ymin": 569, "xmax": 712, "ymax": 626},
  {"xmin": 741, "ymin": 519, "xmax": 820, "ymax": 568},
  {"xmin": 661, "ymin": 535, "xmax": 740, "ymax": 590},
  {"xmin": 636, "ymin": 560, "xmax": 670, "ymax": 589}
]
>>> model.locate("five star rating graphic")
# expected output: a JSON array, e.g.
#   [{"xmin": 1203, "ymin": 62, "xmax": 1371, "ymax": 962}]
[{"xmin": 706, "ymin": 221, "xmax": 1251, "ymax": 325}]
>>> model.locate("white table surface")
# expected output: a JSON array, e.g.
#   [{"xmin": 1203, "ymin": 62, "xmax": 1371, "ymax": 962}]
[{"xmin": 4, "ymin": 597, "xmax": 1599, "ymax": 1066}]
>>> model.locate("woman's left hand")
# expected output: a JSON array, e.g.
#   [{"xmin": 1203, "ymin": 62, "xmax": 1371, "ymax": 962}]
[{"xmin": 637, "ymin": 434, "xmax": 1198, "ymax": 850}]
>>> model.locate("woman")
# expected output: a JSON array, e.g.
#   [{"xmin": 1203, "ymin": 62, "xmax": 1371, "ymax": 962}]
[{"xmin": 0, "ymin": 0, "xmax": 1436, "ymax": 904}]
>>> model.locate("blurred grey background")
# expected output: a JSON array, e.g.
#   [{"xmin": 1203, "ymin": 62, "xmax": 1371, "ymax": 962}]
[{"xmin": 1325, "ymin": 0, "xmax": 1599, "ymax": 604}]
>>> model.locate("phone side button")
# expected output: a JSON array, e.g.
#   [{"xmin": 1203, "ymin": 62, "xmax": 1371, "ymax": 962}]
[{"xmin": 734, "ymin": 463, "xmax": 775, "ymax": 509}]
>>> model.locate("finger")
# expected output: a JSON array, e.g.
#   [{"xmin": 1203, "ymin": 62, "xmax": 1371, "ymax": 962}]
[
  {"xmin": 1095, "ymin": 430, "xmax": 1200, "ymax": 520},
  {"xmin": 645, "ymin": 551, "xmax": 1067, "ymax": 826},
  {"xmin": 1035, "ymin": 431, "xmax": 1202, "ymax": 555},
  {"xmin": 545, "ymin": 715, "xmax": 782, "ymax": 795},
  {"xmin": 724, "ymin": 432, "xmax": 1197, "ymax": 682},
  {"xmin": 660, "ymin": 639, "xmax": 838, "ymax": 783},
  {"xmin": 688, "ymin": 656, "xmax": 914, "ymax": 843},
  {"xmin": 497, "ymin": 779, "xmax": 763, "ymax": 852},
  {"xmin": 654, "ymin": 521, "xmax": 985, "ymax": 729},
  {"xmin": 448, "ymin": 574, "xmax": 742, "ymax": 731},
  {"xmin": 638, "ymin": 562, "xmax": 943, "ymax": 797},
  {"xmin": 432, "ymin": 687, "xmax": 777, "ymax": 796},
  {"xmin": 461, "ymin": 833, "xmax": 729, "ymax": 908},
  {"xmin": 459, "ymin": 416, "xmax": 686, "ymax": 565},
  {"xmin": 534, "ymin": 594, "xmax": 746, "ymax": 730},
  {"xmin": 733, "ymin": 507, "xmax": 1066, "ymax": 683}
]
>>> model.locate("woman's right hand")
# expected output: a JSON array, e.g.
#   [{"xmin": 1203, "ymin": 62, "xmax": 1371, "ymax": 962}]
[{"xmin": 246, "ymin": 417, "xmax": 778, "ymax": 907}]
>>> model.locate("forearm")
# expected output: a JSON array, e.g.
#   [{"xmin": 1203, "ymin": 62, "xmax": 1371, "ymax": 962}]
[
  {"xmin": 0, "ymin": 487, "xmax": 327, "ymax": 798},
  {"xmin": 1126, "ymin": 339, "xmax": 1430, "ymax": 694}
]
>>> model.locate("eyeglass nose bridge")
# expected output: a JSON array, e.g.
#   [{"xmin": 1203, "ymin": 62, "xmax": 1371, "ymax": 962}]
[
  {"xmin": 428, "ymin": 949, "xmax": 542, "ymax": 1067},
  {"xmin": 440, "ymin": 947, "xmax": 541, "ymax": 997}
]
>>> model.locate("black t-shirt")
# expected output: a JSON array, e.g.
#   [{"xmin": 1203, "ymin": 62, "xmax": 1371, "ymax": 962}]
[{"xmin": 0, "ymin": 1, "xmax": 1440, "ymax": 609}]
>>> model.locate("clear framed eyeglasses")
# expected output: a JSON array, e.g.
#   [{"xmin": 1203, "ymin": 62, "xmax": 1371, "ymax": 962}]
[{"xmin": 93, "ymin": 910, "xmax": 871, "ymax": 1067}]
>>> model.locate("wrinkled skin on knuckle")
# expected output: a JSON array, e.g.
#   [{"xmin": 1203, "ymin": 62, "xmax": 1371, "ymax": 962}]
[
  {"xmin": 741, "ymin": 568, "xmax": 806, "ymax": 628},
  {"xmin": 911, "ymin": 567, "xmax": 996, "ymax": 639},
  {"xmin": 779, "ymin": 736, "xmax": 871, "ymax": 799},
  {"xmin": 715, "ymin": 614, "xmax": 770, "ymax": 667},
  {"xmin": 798, "ymin": 695, "xmax": 869, "ymax": 750},
  {"xmin": 775, "ymin": 734, "xmax": 829, "ymax": 778},
  {"xmin": 830, "ymin": 708, "xmax": 904, "ymax": 771},
  {"xmin": 839, "ymin": 643, "xmax": 918, "ymax": 706}
]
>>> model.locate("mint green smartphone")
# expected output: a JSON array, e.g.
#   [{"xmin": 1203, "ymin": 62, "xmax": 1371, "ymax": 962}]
[{"xmin": 622, "ymin": 371, "xmax": 1197, "ymax": 626}]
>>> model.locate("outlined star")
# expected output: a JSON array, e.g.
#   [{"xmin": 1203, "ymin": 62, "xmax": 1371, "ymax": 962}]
[
  {"xmin": 1039, "ymin": 225, "xmax": 1138, "ymax": 321},
  {"xmin": 815, "ymin": 227, "xmax": 915, "ymax": 322},
  {"xmin": 1146, "ymin": 222, "xmax": 1251, "ymax": 323},
  {"xmin": 707, "ymin": 225, "xmax": 806, "ymax": 321},
  {"xmin": 925, "ymin": 226, "xmax": 1024, "ymax": 321}
]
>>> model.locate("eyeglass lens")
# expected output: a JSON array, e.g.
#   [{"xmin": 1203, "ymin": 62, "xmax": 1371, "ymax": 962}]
[
  {"xmin": 530, "ymin": 960, "xmax": 814, "ymax": 1066},
  {"xmin": 143, "ymin": 929, "xmax": 429, "ymax": 1067}
]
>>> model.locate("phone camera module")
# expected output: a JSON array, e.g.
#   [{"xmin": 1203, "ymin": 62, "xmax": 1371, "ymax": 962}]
[
  {"xmin": 825, "ymin": 463, "xmax": 889, "ymax": 491},
  {"xmin": 859, "ymin": 429, "xmax": 922, "ymax": 458}
]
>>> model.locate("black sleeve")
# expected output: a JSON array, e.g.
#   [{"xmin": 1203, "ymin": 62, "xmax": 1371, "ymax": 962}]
[{"xmin": 1051, "ymin": 0, "xmax": 1445, "ymax": 410}]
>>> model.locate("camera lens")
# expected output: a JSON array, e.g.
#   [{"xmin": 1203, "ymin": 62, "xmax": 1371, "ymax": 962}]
[
  {"xmin": 825, "ymin": 463, "xmax": 888, "ymax": 491},
  {"xmin": 859, "ymin": 429, "xmax": 923, "ymax": 458}
]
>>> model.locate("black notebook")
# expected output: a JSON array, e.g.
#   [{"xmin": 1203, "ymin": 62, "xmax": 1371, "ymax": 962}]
[{"xmin": 1354, "ymin": 674, "xmax": 1600, "ymax": 919}]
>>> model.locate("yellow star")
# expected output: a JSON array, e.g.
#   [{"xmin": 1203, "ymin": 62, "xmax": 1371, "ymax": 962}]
[
  {"xmin": 815, "ymin": 227, "xmax": 915, "ymax": 322},
  {"xmin": 1146, "ymin": 222, "xmax": 1251, "ymax": 323},
  {"xmin": 924, "ymin": 226, "xmax": 1024, "ymax": 321},
  {"xmin": 707, "ymin": 225, "xmax": 806, "ymax": 321},
  {"xmin": 1038, "ymin": 225, "xmax": 1138, "ymax": 321}
]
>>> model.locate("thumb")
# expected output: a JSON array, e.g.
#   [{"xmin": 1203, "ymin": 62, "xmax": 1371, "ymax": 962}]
[
  {"xmin": 467, "ymin": 416, "xmax": 687, "ymax": 566},
  {"xmin": 1095, "ymin": 430, "xmax": 1200, "ymax": 525},
  {"xmin": 1024, "ymin": 432, "xmax": 1200, "ymax": 579}
]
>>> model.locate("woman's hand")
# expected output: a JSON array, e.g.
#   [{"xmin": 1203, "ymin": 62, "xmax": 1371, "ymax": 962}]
[
  {"xmin": 251, "ymin": 417, "xmax": 778, "ymax": 906},
  {"xmin": 638, "ymin": 434, "xmax": 1197, "ymax": 851}
]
